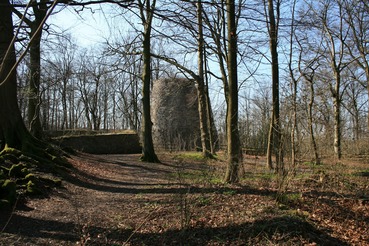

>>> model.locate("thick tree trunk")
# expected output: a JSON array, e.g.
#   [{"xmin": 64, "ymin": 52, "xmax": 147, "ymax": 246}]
[
  {"xmin": 0, "ymin": 0, "xmax": 31, "ymax": 150},
  {"xmin": 0, "ymin": 0, "xmax": 53, "ymax": 157},
  {"xmin": 224, "ymin": 0, "xmax": 240, "ymax": 183},
  {"xmin": 11, "ymin": 1, "xmax": 48, "ymax": 139},
  {"xmin": 0, "ymin": 0, "xmax": 69, "ymax": 171},
  {"xmin": 140, "ymin": 0, "xmax": 159, "ymax": 163}
]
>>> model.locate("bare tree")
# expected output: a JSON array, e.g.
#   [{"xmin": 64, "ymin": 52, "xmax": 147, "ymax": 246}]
[
  {"xmin": 0, "ymin": 0, "xmax": 65, "ymax": 167},
  {"xmin": 105, "ymin": 34, "xmax": 143, "ymax": 131},
  {"xmin": 224, "ymin": 0, "xmax": 241, "ymax": 183},
  {"xmin": 196, "ymin": 0, "xmax": 213, "ymax": 158},
  {"xmin": 343, "ymin": 0, "xmax": 369, "ymax": 131},
  {"xmin": 12, "ymin": 1, "xmax": 49, "ymax": 139},
  {"xmin": 342, "ymin": 67, "xmax": 367, "ymax": 140},
  {"xmin": 139, "ymin": 0, "xmax": 160, "ymax": 162},
  {"xmin": 45, "ymin": 36, "xmax": 76, "ymax": 130},
  {"xmin": 265, "ymin": 0, "xmax": 282, "ymax": 172},
  {"xmin": 297, "ymin": 37, "xmax": 322, "ymax": 164},
  {"xmin": 314, "ymin": 0, "xmax": 350, "ymax": 160},
  {"xmin": 287, "ymin": 0, "xmax": 299, "ymax": 168},
  {"xmin": 0, "ymin": 0, "xmax": 30, "ymax": 150}
]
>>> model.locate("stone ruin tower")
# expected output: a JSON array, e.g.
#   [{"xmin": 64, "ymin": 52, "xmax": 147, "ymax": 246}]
[{"xmin": 151, "ymin": 78, "xmax": 200, "ymax": 151}]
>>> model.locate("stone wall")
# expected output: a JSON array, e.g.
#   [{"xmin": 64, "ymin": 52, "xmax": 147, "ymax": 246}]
[
  {"xmin": 54, "ymin": 133, "xmax": 141, "ymax": 154},
  {"xmin": 151, "ymin": 78, "xmax": 200, "ymax": 151}
]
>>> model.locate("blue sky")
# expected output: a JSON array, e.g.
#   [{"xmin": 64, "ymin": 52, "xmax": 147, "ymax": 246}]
[{"xmin": 48, "ymin": 5, "xmax": 112, "ymax": 46}]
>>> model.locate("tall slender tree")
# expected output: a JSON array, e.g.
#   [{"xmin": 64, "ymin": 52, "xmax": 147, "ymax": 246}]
[
  {"xmin": 224, "ymin": 0, "xmax": 240, "ymax": 183},
  {"xmin": 139, "ymin": 0, "xmax": 160, "ymax": 162},
  {"xmin": 196, "ymin": 0, "xmax": 213, "ymax": 158},
  {"xmin": 287, "ymin": 0, "xmax": 299, "ymax": 168},
  {"xmin": 318, "ymin": 0, "xmax": 348, "ymax": 160},
  {"xmin": 296, "ymin": 35, "xmax": 322, "ymax": 165},
  {"xmin": 265, "ymin": 0, "xmax": 282, "ymax": 172}
]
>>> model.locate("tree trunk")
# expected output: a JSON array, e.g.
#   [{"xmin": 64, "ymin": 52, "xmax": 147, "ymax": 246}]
[
  {"xmin": 26, "ymin": 1, "xmax": 48, "ymax": 139},
  {"xmin": 266, "ymin": 0, "xmax": 282, "ymax": 172},
  {"xmin": 224, "ymin": 0, "xmax": 240, "ymax": 183},
  {"xmin": 308, "ymin": 81, "xmax": 320, "ymax": 164},
  {"xmin": 0, "ymin": 0, "xmax": 51, "ymax": 156},
  {"xmin": 140, "ymin": 0, "xmax": 159, "ymax": 163},
  {"xmin": 0, "ymin": 0, "xmax": 30, "ymax": 150},
  {"xmin": 365, "ymin": 68, "xmax": 369, "ymax": 132},
  {"xmin": 288, "ymin": 0, "xmax": 298, "ymax": 169},
  {"xmin": 333, "ymin": 82, "xmax": 342, "ymax": 160},
  {"xmin": 0, "ymin": 0, "xmax": 69, "ymax": 172},
  {"xmin": 290, "ymin": 80, "xmax": 297, "ymax": 168},
  {"xmin": 203, "ymin": 38, "xmax": 218, "ymax": 154},
  {"xmin": 197, "ymin": 0, "xmax": 212, "ymax": 158},
  {"xmin": 266, "ymin": 112, "xmax": 274, "ymax": 169},
  {"xmin": 331, "ymin": 54, "xmax": 342, "ymax": 160},
  {"xmin": 28, "ymin": 31, "xmax": 43, "ymax": 139}
]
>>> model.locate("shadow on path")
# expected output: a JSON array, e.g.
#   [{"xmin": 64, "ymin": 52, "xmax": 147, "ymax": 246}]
[{"xmin": 0, "ymin": 213, "xmax": 349, "ymax": 245}]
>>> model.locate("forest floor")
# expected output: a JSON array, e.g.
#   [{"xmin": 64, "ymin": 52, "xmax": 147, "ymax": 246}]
[{"xmin": 0, "ymin": 151, "xmax": 369, "ymax": 245}]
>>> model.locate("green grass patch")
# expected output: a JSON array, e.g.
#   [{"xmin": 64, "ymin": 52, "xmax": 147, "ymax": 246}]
[
  {"xmin": 170, "ymin": 168, "xmax": 223, "ymax": 185},
  {"xmin": 176, "ymin": 171, "xmax": 203, "ymax": 180},
  {"xmin": 276, "ymin": 192, "xmax": 302, "ymax": 207},
  {"xmin": 195, "ymin": 195, "xmax": 212, "ymax": 206},
  {"xmin": 207, "ymin": 176, "xmax": 223, "ymax": 185},
  {"xmin": 222, "ymin": 189, "xmax": 237, "ymax": 195},
  {"xmin": 355, "ymin": 168, "xmax": 369, "ymax": 177},
  {"xmin": 174, "ymin": 152, "xmax": 208, "ymax": 161}
]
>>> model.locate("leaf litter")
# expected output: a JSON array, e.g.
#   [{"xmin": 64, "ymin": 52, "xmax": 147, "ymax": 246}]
[{"xmin": 0, "ymin": 152, "xmax": 368, "ymax": 245}]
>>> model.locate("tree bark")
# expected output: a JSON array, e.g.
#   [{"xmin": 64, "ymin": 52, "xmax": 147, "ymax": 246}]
[
  {"xmin": 0, "ymin": 0, "xmax": 53, "ymax": 157},
  {"xmin": 307, "ymin": 80, "xmax": 320, "ymax": 164},
  {"xmin": 224, "ymin": 0, "xmax": 240, "ymax": 183},
  {"xmin": 140, "ymin": 0, "xmax": 159, "ymax": 163},
  {"xmin": 203, "ymin": 49, "xmax": 218, "ymax": 154},
  {"xmin": 197, "ymin": 0, "xmax": 212, "ymax": 158},
  {"xmin": 28, "ymin": 28, "xmax": 44, "ymax": 139},
  {"xmin": 266, "ymin": 112, "xmax": 274, "ymax": 169},
  {"xmin": 266, "ymin": 0, "xmax": 282, "ymax": 172},
  {"xmin": 27, "ymin": 1, "xmax": 48, "ymax": 139},
  {"xmin": 332, "ymin": 74, "xmax": 342, "ymax": 160},
  {"xmin": 288, "ymin": 0, "xmax": 298, "ymax": 168},
  {"xmin": 0, "ymin": 0, "xmax": 31, "ymax": 150}
]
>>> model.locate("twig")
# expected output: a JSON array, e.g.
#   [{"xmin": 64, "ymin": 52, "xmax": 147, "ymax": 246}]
[
  {"xmin": 123, "ymin": 206, "xmax": 162, "ymax": 245},
  {"xmin": 0, "ymin": 0, "xmax": 32, "ymax": 79},
  {"xmin": 0, "ymin": 195, "xmax": 20, "ymax": 234},
  {"xmin": 0, "ymin": 0, "xmax": 59, "ymax": 88}
]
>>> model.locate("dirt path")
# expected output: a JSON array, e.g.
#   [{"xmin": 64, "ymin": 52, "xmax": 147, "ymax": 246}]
[{"xmin": 0, "ymin": 153, "xmax": 183, "ymax": 245}]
